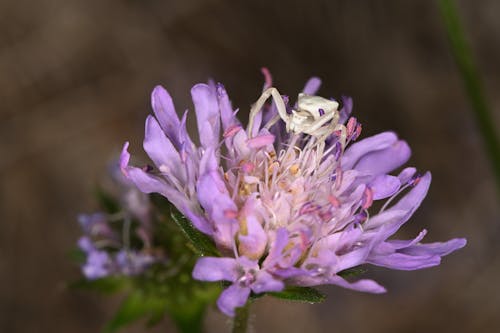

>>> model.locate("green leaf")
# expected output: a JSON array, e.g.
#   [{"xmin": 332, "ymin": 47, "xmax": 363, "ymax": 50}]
[
  {"xmin": 69, "ymin": 277, "xmax": 130, "ymax": 295},
  {"xmin": 104, "ymin": 291, "xmax": 167, "ymax": 333},
  {"xmin": 95, "ymin": 187, "xmax": 120, "ymax": 214},
  {"xmin": 170, "ymin": 211, "xmax": 219, "ymax": 257},
  {"xmin": 438, "ymin": 0, "xmax": 500, "ymax": 190},
  {"xmin": 268, "ymin": 286, "xmax": 325, "ymax": 303},
  {"xmin": 337, "ymin": 266, "xmax": 367, "ymax": 278}
]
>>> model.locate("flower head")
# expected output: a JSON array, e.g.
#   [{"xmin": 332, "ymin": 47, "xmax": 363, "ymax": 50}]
[{"xmin": 121, "ymin": 73, "xmax": 466, "ymax": 316}]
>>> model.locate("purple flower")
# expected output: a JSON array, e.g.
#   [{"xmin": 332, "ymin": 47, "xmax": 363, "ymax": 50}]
[
  {"xmin": 193, "ymin": 256, "xmax": 284, "ymax": 316},
  {"xmin": 77, "ymin": 164, "xmax": 162, "ymax": 279},
  {"xmin": 82, "ymin": 249, "xmax": 113, "ymax": 280},
  {"xmin": 79, "ymin": 238, "xmax": 156, "ymax": 279},
  {"xmin": 115, "ymin": 250, "xmax": 156, "ymax": 276},
  {"xmin": 121, "ymin": 74, "xmax": 466, "ymax": 316}
]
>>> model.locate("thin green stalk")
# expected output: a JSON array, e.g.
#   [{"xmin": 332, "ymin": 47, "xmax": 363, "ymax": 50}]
[
  {"xmin": 232, "ymin": 302, "xmax": 251, "ymax": 333},
  {"xmin": 438, "ymin": 0, "xmax": 500, "ymax": 190}
]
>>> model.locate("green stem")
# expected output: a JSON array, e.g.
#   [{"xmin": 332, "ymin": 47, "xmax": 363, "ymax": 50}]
[
  {"xmin": 232, "ymin": 302, "xmax": 251, "ymax": 333},
  {"xmin": 438, "ymin": 0, "xmax": 500, "ymax": 191}
]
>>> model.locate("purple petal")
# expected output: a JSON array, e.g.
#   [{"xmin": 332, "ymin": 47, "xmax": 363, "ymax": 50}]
[
  {"xmin": 338, "ymin": 96, "xmax": 353, "ymax": 124},
  {"xmin": 391, "ymin": 172, "xmax": 431, "ymax": 213},
  {"xmin": 251, "ymin": 271, "xmax": 285, "ymax": 294},
  {"xmin": 119, "ymin": 142, "xmax": 131, "ymax": 176},
  {"xmin": 178, "ymin": 110, "xmax": 196, "ymax": 154},
  {"xmin": 78, "ymin": 236, "xmax": 94, "ymax": 253},
  {"xmin": 364, "ymin": 209, "xmax": 408, "ymax": 231},
  {"xmin": 121, "ymin": 140, "xmax": 193, "ymax": 213},
  {"xmin": 397, "ymin": 167, "xmax": 417, "ymax": 184},
  {"xmin": 217, "ymin": 84, "xmax": 241, "ymax": 152},
  {"xmin": 182, "ymin": 206, "xmax": 214, "ymax": 235},
  {"xmin": 199, "ymin": 146, "xmax": 219, "ymax": 175},
  {"xmin": 399, "ymin": 238, "xmax": 467, "ymax": 257},
  {"xmin": 197, "ymin": 171, "xmax": 238, "ymax": 248},
  {"xmin": 302, "ymin": 77, "xmax": 322, "ymax": 95},
  {"xmin": 216, "ymin": 84, "xmax": 241, "ymax": 131},
  {"xmin": 369, "ymin": 175, "xmax": 401, "ymax": 200},
  {"xmin": 191, "ymin": 83, "xmax": 220, "ymax": 149},
  {"xmin": 83, "ymin": 250, "xmax": 112, "ymax": 280},
  {"xmin": 334, "ymin": 224, "xmax": 363, "ymax": 253},
  {"xmin": 151, "ymin": 85, "xmax": 181, "ymax": 148},
  {"xmin": 329, "ymin": 276, "xmax": 386, "ymax": 294},
  {"xmin": 385, "ymin": 229, "xmax": 428, "ymax": 250},
  {"xmin": 78, "ymin": 213, "xmax": 107, "ymax": 233},
  {"xmin": 127, "ymin": 167, "xmax": 169, "ymax": 195},
  {"xmin": 354, "ymin": 140, "xmax": 411, "ymax": 176},
  {"xmin": 366, "ymin": 172, "xmax": 432, "ymax": 241},
  {"xmin": 196, "ymin": 171, "xmax": 236, "ymax": 216},
  {"xmin": 217, "ymin": 284, "xmax": 251, "ymax": 317},
  {"xmin": 336, "ymin": 247, "xmax": 372, "ymax": 272},
  {"xmin": 238, "ymin": 216, "xmax": 267, "ymax": 260},
  {"xmin": 143, "ymin": 115, "xmax": 185, "ymax": 182},
  {"xmin": 127, "ymin": 167, "xmax": 191, "ymax": 214},
  {"xmin": 192, "ymin": 257, "xmax": 238, "ymax": 282},
  {"xmin": 342, "ymin": 132, "xmax": 398, "ymax": 169},
  {"xmin": 367, "ymin": 252, "xmax": 441, "ymax": 270},
  {"xmin": 263, "ymin": 228, "xmax": 289, "ymax": 268},
  {"xmin": 272, "ymin": 266, "xmax": 309, "ymax": 279}
]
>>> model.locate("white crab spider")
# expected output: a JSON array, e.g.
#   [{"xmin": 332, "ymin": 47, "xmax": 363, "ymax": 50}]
[{"xmin": 247, "ymin": 87, "xmax": 347, "ymax": 147}]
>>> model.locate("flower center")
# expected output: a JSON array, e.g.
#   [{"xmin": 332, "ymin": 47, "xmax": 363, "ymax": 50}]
[{"xmin": 237, "ymin": 268, "xmax": 257, "ymax": 287}]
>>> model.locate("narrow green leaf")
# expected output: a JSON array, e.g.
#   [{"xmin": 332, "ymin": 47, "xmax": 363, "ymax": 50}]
[
  {"xmin": 268, "ymin": 286, "xmax": 325, "ymax": 303},
  {"xmin": 438, "ymin": 0, "xmax": 500, "ymax": 190},
  {"xmin": 104, "ymin": 291, "xmax": 167, "ymax": 333},
  {"xmin": 337, "ymin": 266, "xmax": 367, "ymax": 278},
  {"xmin": 170, "ymin": 211, "xmax": 220, "ymax": 257}
]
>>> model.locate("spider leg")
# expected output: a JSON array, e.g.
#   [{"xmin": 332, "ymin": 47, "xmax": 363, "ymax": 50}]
[
  {"xmin": 264, "ymin": 114, "xmax": 281, "ymax": 129},
  {"xmin": 247, "ymin": 87, "xmax": 288, "ymax": 138},
  {"xmin": 305, "ymin": 111, "xmax": 338, "ymax": 134}
]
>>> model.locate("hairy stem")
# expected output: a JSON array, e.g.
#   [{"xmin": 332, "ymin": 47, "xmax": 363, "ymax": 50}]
[{"xmin": 232, "ymin": 302, "xmax": 251, "ymax": 333}]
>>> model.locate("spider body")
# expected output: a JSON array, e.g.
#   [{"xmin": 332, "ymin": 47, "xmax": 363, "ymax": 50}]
[{"xmin": 247, "ymin": 88, "xmax": 346, "ymax": 148}]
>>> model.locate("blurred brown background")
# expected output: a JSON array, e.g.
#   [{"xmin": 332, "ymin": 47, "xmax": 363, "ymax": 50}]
[{"xmin": 1, "ymin": 0, "xmax": 499, "ymax": 332}]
